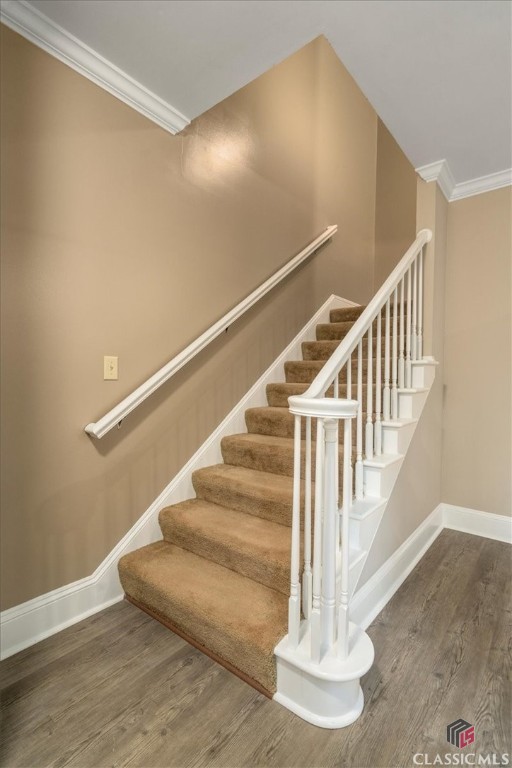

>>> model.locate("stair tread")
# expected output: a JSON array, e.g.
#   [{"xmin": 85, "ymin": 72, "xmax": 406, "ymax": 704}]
[
  {"xmin": 119, "ymin": 541, "xmax": 287, "ymax": 692},
  {"xmin": 160, "ymin": 498, "xmax": 291, "ymax": 593}
]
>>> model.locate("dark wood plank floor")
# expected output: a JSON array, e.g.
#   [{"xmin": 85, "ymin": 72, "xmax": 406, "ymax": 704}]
[{"xmin": 1, "ymin": 530, "xmax": 511, "ymax": 767}]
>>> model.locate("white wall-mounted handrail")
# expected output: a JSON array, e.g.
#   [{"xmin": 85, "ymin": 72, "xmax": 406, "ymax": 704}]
[{"xmin": 85, "ymin": 225, "xmax": 337, "ymax": 439}]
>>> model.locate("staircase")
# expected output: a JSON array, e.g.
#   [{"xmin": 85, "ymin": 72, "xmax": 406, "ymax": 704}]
[{"xmin": 119, "ymin": 229, "xmax": 435, "ymax": 728}]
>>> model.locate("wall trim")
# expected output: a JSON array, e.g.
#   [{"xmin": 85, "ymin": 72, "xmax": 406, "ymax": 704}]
[
  {"xmin": 416, "ymin": 159, "xmax": 512, "ymax": 202},
  {"xmin": 416, "ymin": 159, "xmax": 456, "ymax": 201},
  {"xmin": 441, "ymin": 503, "xmax": 512, "ymax": 544},
  {"xmin": 449, "ymin": 169, "xmax": 512, "ymax": 202},
  {"xmin": 0, "ymin": 294, "xmax": 356, "ymax": 660},
  {"xmin": 0, "ymin": 0, "xmax": 190, "ymax": 135},
  {"xmin": 351, "ymin": 503, "xmax": 511, "ymax": 630}
]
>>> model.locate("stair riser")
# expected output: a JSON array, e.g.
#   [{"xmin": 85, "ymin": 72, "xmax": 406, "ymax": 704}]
[
  {"xmin": 245, "ymin": 410, "xmax": 361, "ymax": 444},
  {"xmin": 329, "ymin": 306, "xmax": 365, "ymax": 323},
  {"xmin": 159, "ymin": 516, "xmax": 290, "ymax": 596},
  {"xmin": 285, "ymin": 360, "xmax": 385, "ymax": 385},
  {"xmin": 221, "ymin": 437, "xmax": 345, "ymax": 480},
  {"xmin": 317, "ymin": 322, "xmax": 387, "ymax": 341},
  {"xmin": 302, "ymin": 338, "xmax": 379, "ymax": 361},
  {"xmin": 267, "ymin": 384, "xmax": 369, "ymax": 407},
  {"xmin": 192, "ymin": 474, "xmax": 298, "ymax": 527}
]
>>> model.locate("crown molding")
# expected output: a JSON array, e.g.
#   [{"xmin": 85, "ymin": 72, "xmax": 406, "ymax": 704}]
[
  {"xmin": 415, "ymin": 159, "xmax": 455, "ymax": 201},
  {"xmin": 416, "ymin": 159, "xmax": 512, "ymax": 202},
  {"xmin": 0, "ymin": 0, "xmax": 190, "ymax": 135},
  {"xmin": 449, "ymin": 168, "xmax": 512, "ymax": 201}
]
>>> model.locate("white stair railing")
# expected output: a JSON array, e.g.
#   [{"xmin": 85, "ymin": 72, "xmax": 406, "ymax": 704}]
[{"xmin": 285, "ymin": 228, "xmax": 432, "ymax": 666}]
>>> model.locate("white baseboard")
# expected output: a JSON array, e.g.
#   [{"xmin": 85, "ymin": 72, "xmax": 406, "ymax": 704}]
[
  {"xmin": 351, "ymin": 503, "xmax": 511, "ymax": 631},
  {"xmin": 441, "ymin": 503, "xmax": 512, "ymax": 544},
  {"xmin": 0, "ymin": 294, "xmax": 356, "ymax": 660}
]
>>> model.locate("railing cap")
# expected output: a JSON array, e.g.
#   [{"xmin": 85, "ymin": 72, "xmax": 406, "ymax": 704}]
[{"xmin": 288, "ymin": 396, "xmax": 358, "ymax": 419}]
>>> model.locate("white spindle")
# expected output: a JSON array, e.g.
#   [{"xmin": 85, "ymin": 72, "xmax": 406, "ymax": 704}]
[
  {"xmin": 406, "ymin": 267, "xmax": 412, "ymax": 388},
  {"xmin": 375, "ymin": 313, "xmax": 382, "ymax": 455},
  {"xmin": 337, "ymin": 416, "xmax": 352, "ymax": 659},
  {"xmin": 355, "ymin": 341, "xmax": 364, "ymax": 500},
  {"xmin": 399, "ymin": 277, "xmax": 405, "ymax": 389},
  {"xmin": 321, "ymin": 419, "xmax": 338, "ymax": 655},
  {"xmin": 383, "ymin": 299, "xmax": 391, "ymax": 422},
  {"xmin": 288, "ymin": 415, "xmax": 302, "ymax": 647},
  {"xmin": 412, "ymin": 259, "xmax": 418, "ymax": 362},
  {"xmin": 365, "ymin": 326, "xmax": 373, "ymax": 459},
  {"xmin": 418, "ymin": 248, "xmax": 423, "ymax": 359},
  {"xmin": 391, "ymin": 287, "xmax": 398, "ymax": 419},
  {"xmin": 311, "ymin": 419, "xmax": 324, "ymax": 663},
  {"xmin": 302, "ymin": 417, "xmax": 312, "ymax": 619}
]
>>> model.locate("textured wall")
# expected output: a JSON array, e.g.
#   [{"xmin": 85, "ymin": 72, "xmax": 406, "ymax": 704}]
[{"xmin": 1, "ymin": 28, "xmax": 385, "ymax": 608}]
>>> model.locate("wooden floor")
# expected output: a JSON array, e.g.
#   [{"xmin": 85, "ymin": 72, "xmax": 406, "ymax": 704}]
[{"xmin": 1, "ymin": 530, "xmax": 511, "ymax": 768}]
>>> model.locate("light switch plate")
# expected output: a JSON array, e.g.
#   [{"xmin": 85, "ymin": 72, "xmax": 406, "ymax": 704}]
[{"xmin": 104, "ymin": 355, "xmax": 118, "ymax": 380}]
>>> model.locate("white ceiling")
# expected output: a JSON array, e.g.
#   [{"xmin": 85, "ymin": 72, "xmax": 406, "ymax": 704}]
[{"xmin": 15, "ymin": 0, "xmax": 512, "ymax": 184}]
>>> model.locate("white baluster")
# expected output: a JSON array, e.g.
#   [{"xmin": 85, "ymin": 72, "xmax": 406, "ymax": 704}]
[
  {"xmin": 321, "ymin": 418, "xmax": 338, "ymax": 655},
  {"xmin": 412, "ymin": 258, "xmax": 418, "ymax": 362},
  {"xmin": 399, "ymin": 276, "xmax": 405, "ymax": 389},
  {"xmin": 418, "ymin": 248, "xmax": 424, "ymax": 360},
  {"xmin": 405, "ymin": 267, "xmax": 412, "ymax": 388},
  {"xmin": 337, "ymin": 416, "xmax": 352, "ymax": 659},
  {"xmin": 288, "ymin": 414, "xmax": 302, "ymax": 648},
  {"xmin": 365, "ymin": 327, "xmax": 373, "ymax": 460},
  {"xmin": 391, "ymin": 286, "xmax": 398, "ymax": 419},
  {"xmin": 383, "ymin": 298, "xmax": 391, "ymax": 422},
  {"xmin": 355, "ymin": 341, "xmax": 364, "ymax": 500},
  {"xmin": 375, "ymin": 313, "xmax": 382, "ymax": 455},
  {"xmin": 302, "ymin": 416, "xmax": 312, "ymax": 619},
  {"xmin": 311, "ymin": 419, "xmax": 324, "ymax": 663}
]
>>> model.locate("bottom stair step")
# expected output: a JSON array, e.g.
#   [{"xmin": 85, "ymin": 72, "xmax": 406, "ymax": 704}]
[{"xmin": 118, "ymin": 541, "xmax": 288, "ymax": 694}]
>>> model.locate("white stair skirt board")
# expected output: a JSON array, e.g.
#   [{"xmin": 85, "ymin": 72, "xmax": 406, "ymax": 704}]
[
  {"xmin": 0, "ymin": 294, "xmax": 357, "ymax": 660},
  {"xmin": 274, "ymin": 623, "xmax": 374, "ymax": 729}
]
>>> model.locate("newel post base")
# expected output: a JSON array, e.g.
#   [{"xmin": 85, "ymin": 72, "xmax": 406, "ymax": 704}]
[{"xmin": 273, "ymin": 622, "xmax": 374, "ymax": 729}]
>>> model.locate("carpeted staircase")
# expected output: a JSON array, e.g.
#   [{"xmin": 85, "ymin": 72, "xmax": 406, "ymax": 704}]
[{"xmin": 118, "ymin": 304, "xmax": 382, "ymax": 695}]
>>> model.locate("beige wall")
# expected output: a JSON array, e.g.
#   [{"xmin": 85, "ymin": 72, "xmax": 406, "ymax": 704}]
[
  {"xmin": 1, "ymin": 28, "xmax": 384, "ymax": 609},
  {"xmin": 442, "ymin": 187, "xmax": 512, "ymax": 516},
  {"xmin": 374, "ymin": 120, "xmax": 417, "ymax": 291}
]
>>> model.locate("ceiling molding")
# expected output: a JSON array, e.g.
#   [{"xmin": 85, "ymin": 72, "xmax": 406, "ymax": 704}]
[
  {"xmin": 416, "ymin": 160, "xmax": 512, "ymax": 202},
  {"xmin": 0, "ymin": 0, "xmax": 190, "ymax": 135},
  {"xmin": 415, "ymin": 160, "xmax": 455, "ymax": 201},
  {"xmin": 449, "ymin": 168, "xmax": 512, "ymax": 202}
]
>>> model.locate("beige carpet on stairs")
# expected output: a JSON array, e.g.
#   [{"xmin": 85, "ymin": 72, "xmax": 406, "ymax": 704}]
[{"xmin": 118, "ymin": 304, "xmax": 375, "ymax": 695}]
